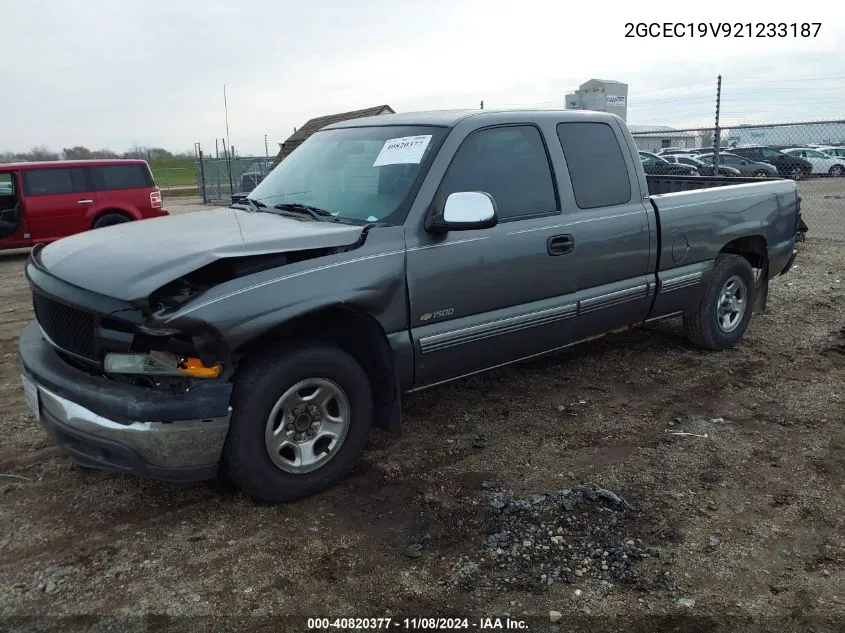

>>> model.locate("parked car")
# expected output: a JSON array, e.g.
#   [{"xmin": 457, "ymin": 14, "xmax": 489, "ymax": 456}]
[
  {"xmin": 239, "ymin": 159, "xmax": 274, "ymax": 193},
  {"xmin": 782, "ymin": 147, "xmax": 845, "ymax": 177},
  {"xmin": 0, "ymin": 159, "xmax": 168, "ymax": 251},
  {"xmin": 696, "ymin": 152, "xmax": 779, "ymax": 178},
  {"xmin": 684, "ymin": 147, "xmax": 732, "ymax": 156},
  {"xmin": 729, "ymin": 145, "xmax": 813, "ymax": 179},
  {"xmin": 19, "ymin": 110, "xmax": 802, "ymax": 502},
  {"xmin": 817, "ymin": 146, "xmax": 845, "ymax": 160},
  {"xmin": 638, "ymin": 151, "xmax": 698, "ymax": 176},
  {"xmin": 656, "ymin": 148, "xmax": 691, "ymax": 155},
  {"xmin": 661, "ymin": 154, "xmax": 741, "ymax": 177}
]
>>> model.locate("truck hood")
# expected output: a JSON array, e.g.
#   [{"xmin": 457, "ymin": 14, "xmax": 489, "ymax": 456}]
[{"xmin": 37, "ymin": 207, "xmax": 365, "ymax": 301}]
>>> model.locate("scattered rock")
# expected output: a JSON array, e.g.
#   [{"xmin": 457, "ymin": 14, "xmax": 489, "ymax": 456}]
[
  {"xmin": 455, "ymin": 486, "xmax": 659, "ymax": 592},
  {"xmin": 549, "ymin": 611, "xmax": 562, "ymax": 623},
  {"xmin": 677, "ymin": 598, "xmax": 696, "ymax": 608},
  {"xmin": 44, "ymin": 580, "xmax": 57, "ymax": 594},
  {"xmin": 473, "ymin": 435, "xmax": 488, "ymax": 449},
  {"xmin": 405, "ymin": 543, "xmax": 423, "ymax": 558},
  {"xmin": 489, "ymin": 496, "xmax": 507, "ymax": 510},
  {"xmin": 487, "ymin": 532, "xmax": 512, "ymax": 550},
  {"xmin": 708, "ymin": 533, "xmax": 723, "ymax": 549},
  {"xmin": 822, "ymin": 569, "xmax": 831, "ymax": 577}
]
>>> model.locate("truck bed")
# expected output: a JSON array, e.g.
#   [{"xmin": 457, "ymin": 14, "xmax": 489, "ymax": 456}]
[
  {"xmin": 645, "ymin": 174, "xmax": 782, "ymax": 195},
  {"xmin": 647, "ymin": 174, "xmax": 808, "ymax": 240}
]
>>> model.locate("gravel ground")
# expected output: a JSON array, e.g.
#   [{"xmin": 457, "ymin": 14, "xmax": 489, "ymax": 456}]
[
  {"xmin": 796, "ymin": 177, "xmax": 845, "ymax": 242},
  {"xmin": 0, "ymin": 234, "xmax": 843, "ymax": 633}
]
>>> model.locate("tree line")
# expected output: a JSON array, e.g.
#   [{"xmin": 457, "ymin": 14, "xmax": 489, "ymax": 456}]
[{"xmin": 0, "ymin": 145, "xmax": 195, "ymax": 163}]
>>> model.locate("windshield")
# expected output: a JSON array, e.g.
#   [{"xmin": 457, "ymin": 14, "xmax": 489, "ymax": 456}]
[{"xmin": 249, "ymin": 125, "xmax": 446, "ymax": 225}]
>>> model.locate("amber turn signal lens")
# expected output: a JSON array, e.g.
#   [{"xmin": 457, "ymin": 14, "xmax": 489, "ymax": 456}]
[{"xmin": 179, "ymin": 358, "xmax": 222, "ymax": 378}]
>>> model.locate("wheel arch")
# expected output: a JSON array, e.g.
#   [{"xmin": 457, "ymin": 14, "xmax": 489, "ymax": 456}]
[
  {"xmin": 234, "ymin": 305, "xmax": 401, "ymax": 433},
  {"xmin": 91, "ymin": 208, "xmax": 136, "ymax": 228},
  {"xmin": 718, "ymin": 235, "xmax": 769, "ymax": 312}
]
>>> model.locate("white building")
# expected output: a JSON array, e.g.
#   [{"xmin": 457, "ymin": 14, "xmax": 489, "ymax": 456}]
[
  {"xmin": 565, "ymin": 79, "xmax": 628, "ymax": 121},
  {"xmin": 628, "ymin": 125, "xmax": 702, "ymax": 153}
]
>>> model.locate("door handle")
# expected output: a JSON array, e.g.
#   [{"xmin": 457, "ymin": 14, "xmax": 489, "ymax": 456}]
[
  {"xmin": 547, "ymin": 234, "xmax": 574, "ymax": 256},
  {"xmin": 77, "ymin": 199, "xmax": 93, "ymax": 204}
]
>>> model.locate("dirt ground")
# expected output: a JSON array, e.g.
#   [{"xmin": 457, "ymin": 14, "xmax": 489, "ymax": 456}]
[{"xmin": 0, "ymin": 229, "xmax": 843, "ymax": 632}]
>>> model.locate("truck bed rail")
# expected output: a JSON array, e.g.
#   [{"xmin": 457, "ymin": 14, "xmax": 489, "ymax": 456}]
[{"xmin": 646, "ymin": 175, "xmax": 783, "ymax": 196}]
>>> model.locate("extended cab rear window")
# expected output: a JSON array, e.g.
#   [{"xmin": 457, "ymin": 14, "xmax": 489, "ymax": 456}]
[
  {"xmin": 556, "ymin": 122, "xmax": 632, "ymax": 209},
  {"xmin": 90, "ymin": 164, "xmax": 153, "ymax": 191},
  {"xmin": 22, "ymin": 168, "xmax": 88, "ymax": 196}
]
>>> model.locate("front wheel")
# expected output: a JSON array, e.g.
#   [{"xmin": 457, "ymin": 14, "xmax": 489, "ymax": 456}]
[
  {"xmin": 684, "ymin": 254, "xmax": 756, "ymax": 350},
  {"xmin": 753, "ymin": 170, "xmax": 768, "ymax": 178},
  {"xmin": 222, "ymin": 341, "xmax": 373, "ymax": 503},
  {"xmin": 829, "ymin": 165, "xmax": 844, "ymax": 177}
]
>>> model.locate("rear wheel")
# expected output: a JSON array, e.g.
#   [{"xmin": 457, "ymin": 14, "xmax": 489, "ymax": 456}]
[
  {"xmin": 684, "ymin": 254, "xmax": 756, "ymax": 350},
  {"xmin": 829, "ymin": 165, "xmax": 844, "ymax": 177},
  {"xmin": 92, "ymin": 212, "xmax": 131, "ymax": 229},
  {"xmin": 222, "ymin": 341, "xmax": 373, "ymax": 503}
]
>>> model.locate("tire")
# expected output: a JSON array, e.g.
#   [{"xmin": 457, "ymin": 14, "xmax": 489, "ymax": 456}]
[
  {"xmin": 683, "ymin": 254, "xmax": 756, "ymax": 350},
  {"xmin": 829, "ymin": 165, "xmax": 844, "ymax": 177},
  {"xmin": 753, "ymin": 170, "xmax": 768, "ymax": 178},
  {"xmin": 92, "ymin": 212, "xmax": 131, "ymax": 229},
  {"xmin": 789, "ymin": 166, "xmax": 807, "ymax": 181},
  {"xmin": 222, "ymin": 341, "xmax": 373, "ymax": 503}
]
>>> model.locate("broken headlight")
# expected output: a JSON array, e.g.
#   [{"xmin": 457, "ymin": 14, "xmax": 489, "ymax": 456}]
[{"xmin": 104, "ymin": 351, "xmax": 221, "ymax": 378}]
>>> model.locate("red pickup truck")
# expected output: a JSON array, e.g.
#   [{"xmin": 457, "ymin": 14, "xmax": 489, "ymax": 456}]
[{"xmin": 0, "ymin": 159, "xmax": 169, "ymax": 251}]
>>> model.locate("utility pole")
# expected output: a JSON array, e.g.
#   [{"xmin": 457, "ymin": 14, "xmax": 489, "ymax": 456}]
[
  {"xmin": 223, "ymin": 84, "xmax": 232, "ymax": 157},
  {"xmin": 480, "ymin": 100, "xmax": 484, "ymax": 109},
  {"xmin": 264, "ymin": 134, "xmax": 269, "ymax": 158},
  {"xmin": 713, "ymin": 75, "xmax": 722, "ymax": 173}
]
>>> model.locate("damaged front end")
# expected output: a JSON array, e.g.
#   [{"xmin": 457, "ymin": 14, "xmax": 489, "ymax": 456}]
[
  {"xmin": 26, "ymin": 245, "xmax": 235, "ymax": 394},
  {"xmin": 26, "ymin": 211, "xmax": 372, "ymax": 395}
]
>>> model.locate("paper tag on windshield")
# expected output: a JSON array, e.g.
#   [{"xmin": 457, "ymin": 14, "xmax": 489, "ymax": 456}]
[{"xmin": 373, "ymin": 135, "xmax": 432, "ymax": 166}]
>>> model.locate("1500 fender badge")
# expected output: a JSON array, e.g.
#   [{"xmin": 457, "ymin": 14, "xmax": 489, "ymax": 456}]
[{"xmin": 420, "ymin": 308, "xmax": 455, "ymax": 321}]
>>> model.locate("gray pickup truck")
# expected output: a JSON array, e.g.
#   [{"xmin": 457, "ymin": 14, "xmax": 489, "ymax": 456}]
[{"xmin": 19, "ymin": 109, "xmax": 802, "ymax": 502}]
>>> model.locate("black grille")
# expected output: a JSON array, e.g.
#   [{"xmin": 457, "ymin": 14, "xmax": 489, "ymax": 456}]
[{"xmin": 32, "ymin": 294, "xmax": 97, "ymax": 360}]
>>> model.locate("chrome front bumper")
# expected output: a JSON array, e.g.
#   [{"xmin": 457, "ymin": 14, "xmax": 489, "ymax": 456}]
[{"xmin": 22, "ymin": 374, "xmax": 230, "ymax": 482}]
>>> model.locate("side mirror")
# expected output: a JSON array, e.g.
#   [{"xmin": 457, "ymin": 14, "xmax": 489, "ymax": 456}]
[{"xmin": 426, "ymin": 191, "xmax": 498, "ymax": 233}]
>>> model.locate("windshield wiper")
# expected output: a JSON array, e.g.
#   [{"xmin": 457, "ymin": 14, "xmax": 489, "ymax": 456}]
[
  {"xmin": 273, "ymin": 203, "xmax": 338, "ymax": 222},
  {"xmin": 230, "ymin": 195, "xmax": 266, "ymax": 211}
]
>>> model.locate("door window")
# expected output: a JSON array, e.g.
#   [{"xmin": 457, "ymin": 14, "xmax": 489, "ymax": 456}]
[
  {"xmin": 558, "ymin": 122, "xmax": 631, "ymax": 209},
  {"xmin": 439, "ymin": 125, "xmax": 558, "ymax": 221},
  {"xmin": 0, "ymin": 173, "xmax": 14, "ymax": 197},
  {"xmin": 22, "ymin": 168, "xmax": 87, "ymax": 196}
]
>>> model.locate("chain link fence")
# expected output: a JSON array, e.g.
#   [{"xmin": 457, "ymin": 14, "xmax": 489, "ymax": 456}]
[
  {"xmin": 194, "ymin": 154, "xmax": 274, "ymax": 203},
  {"xmin": 630, "ymin": 120, "xmax": 845, "ymax": 242}
]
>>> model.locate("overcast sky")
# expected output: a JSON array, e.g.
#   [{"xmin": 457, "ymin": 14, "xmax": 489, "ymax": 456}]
[{"xmin": 2, "ymin": 0, "xmax": 843, "ymax": 155}]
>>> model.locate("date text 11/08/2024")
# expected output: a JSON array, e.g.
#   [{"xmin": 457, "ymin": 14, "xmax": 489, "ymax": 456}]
[
  {"xmin": 625, "ymin": 22, "xmax": 822, "ymax": 38},
  {"xmin": 307, "ymin": 617, "xmax": 529, "ymax": 630}
]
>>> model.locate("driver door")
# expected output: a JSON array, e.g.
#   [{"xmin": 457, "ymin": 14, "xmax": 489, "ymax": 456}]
[
  {"xmin": 406, "ymin": 124, "xmax": 580, "ymax": 387},
  {"xmin": 0, "ymin": 171, "xmax": 30, "ymax": 248}
]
